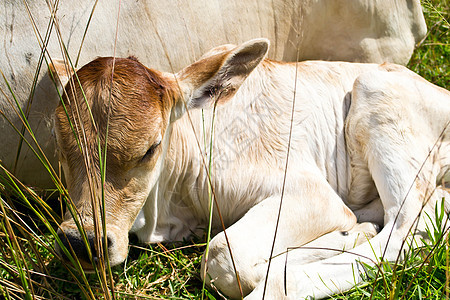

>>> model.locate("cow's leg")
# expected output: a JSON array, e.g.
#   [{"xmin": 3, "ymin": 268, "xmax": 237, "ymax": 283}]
[
  {"xmin": 247, "ymin": 70, "xmax": 450, "ymax": 299},
  {"xmin": 270, "ymin": 221, "xmax": 379, "ymax": 264},
  {"xmin": 201, "ymin": 173, "xmax": 377, "ymax": 298},
  {"xmin": 246, "ymin": 190, "xmax": 446, "ymax": 300},
  {"xmin": 346, "ymin": 69, "xmax": 449, "ymax": 237}
]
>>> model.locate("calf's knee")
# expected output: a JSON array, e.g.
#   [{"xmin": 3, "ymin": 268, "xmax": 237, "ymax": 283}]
[{"xmin": 201, "ymin": 231, "xmax": 264, "ymax": 299}]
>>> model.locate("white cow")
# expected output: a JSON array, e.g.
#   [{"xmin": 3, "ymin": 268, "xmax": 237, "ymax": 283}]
[
  {"xmin": 0, "ymin": 0, "xmax": 427, "ymax": 187},
  {"xmin": 53, "ymin": 39, "xmax": 449, "ymax": 298}
]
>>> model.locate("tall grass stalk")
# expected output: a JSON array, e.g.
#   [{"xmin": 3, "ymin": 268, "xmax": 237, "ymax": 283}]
[
  {"xmin": 0, "ymin": 0, "xmax": 116, "ymax": 299},
  {"xmin": 200, "ymin": 99, "xmax": 245, "ymax": 299},
  {"xmin": 200, "ymin": 106, "xmax": 217, "ymax": 300}
]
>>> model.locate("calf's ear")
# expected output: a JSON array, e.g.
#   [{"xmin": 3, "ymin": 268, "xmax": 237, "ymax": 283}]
[
  {"xmin": 176, "ymin": 38, "xmax": 269, "ymax": 110},
  {"xmin": 48, "ymin": 59, "xmax": 77, "ymax": 93}
]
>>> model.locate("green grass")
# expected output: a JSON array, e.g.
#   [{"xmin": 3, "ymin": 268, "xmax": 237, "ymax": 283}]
[
  {"xmin": 339, "ymin": 200, "xmax": 449, "ymax": 300},
  {"xmin": 408, "ymin": 0, "xmax": 449, "ymax": 89},
  {"xmin": 0, "ymin": 0, "xmax": 449, "ymax": 299}
]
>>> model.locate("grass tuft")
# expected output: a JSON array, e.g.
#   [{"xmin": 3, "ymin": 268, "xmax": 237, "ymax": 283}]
[{"xmin": 408, "ymin": 0, "xmax": 449, "ymax": 89}]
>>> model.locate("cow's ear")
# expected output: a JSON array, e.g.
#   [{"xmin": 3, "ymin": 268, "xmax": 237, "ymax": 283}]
[
  {"xmin": 48, "ymin": 59, "xmax": 77, "ymax": 93},
  {"xmin": 177, "ymin": 38, "xmax": 269, "ymax": 109}
]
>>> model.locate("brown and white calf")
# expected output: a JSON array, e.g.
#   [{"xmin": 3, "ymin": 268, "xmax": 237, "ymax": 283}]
[
  {"xmin": 2, "ymin": 0, "xmax": 427, "ymax": 188},
  {"xmin": 53, "ymin": 39, "xmax": 450, "ymax": 299}
]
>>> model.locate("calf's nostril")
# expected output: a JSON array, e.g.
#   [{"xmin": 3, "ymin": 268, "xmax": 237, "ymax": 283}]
[
  {"xmin": 57, "ymin": 231, "xmax": 93, "ymax": 264},
  {"xmin": 56, "ymin": 231, "xmax": 110, "ymax": 267},
  {"xmin": 56, "ymin": 230, "xmax": 116, "ymax": 267},
  {"xmin": 58, "ymin": 232, "xmax": 87, "ymax": 255}
]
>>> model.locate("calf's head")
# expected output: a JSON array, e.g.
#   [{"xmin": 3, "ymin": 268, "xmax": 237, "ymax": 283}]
[{"xmin": 52, "ymin": 39, "xmax": 269, "ymax": 269}]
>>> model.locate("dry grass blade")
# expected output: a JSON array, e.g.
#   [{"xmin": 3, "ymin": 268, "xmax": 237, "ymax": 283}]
[{"xmin": 262, "ymin": 40, "xmax": 301, "ymax": 300}]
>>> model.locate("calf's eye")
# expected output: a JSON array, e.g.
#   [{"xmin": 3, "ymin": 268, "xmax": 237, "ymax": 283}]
[{"xmin": 142, "ymin": 141, "xmax": 161, "ymax": 161}]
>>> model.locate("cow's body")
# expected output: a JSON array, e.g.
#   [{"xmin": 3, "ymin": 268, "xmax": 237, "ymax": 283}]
[
  {"xmin": 1, "ymin": 0, "xmax": 427, "ymax": 187},
  {"xmin": 132, "ymin": 60, "xmax": 383, "ymax": 244},
  {"xmin": 53, "ymin": 39, "xmax": 449, "ymax": 298}
]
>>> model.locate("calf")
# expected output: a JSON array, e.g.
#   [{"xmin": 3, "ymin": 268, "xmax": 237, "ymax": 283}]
[
  {"xmin": 2, "ymin": 0, "xmax": 427, "ymax": 188},
  {"xmin": 53, "ymin": 39, "xmax": 449, "ymax": 298}
]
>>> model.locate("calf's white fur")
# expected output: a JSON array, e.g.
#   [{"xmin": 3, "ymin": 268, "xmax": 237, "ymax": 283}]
[{"xmin": 53, "ymin": 39, "xmax": 449, "ymax": 299}]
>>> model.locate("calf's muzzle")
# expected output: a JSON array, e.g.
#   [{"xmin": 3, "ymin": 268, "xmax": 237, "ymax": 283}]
[{"xmin": 55, "ymin": 222, "xmax": 129, "ymax": 270}]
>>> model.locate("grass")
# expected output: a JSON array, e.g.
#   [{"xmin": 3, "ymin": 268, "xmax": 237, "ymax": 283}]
[
  {"xmin": 408, "ymin": 0, "xmax": 449, "ymax": 89},
  {"xmin": 0, "ymin": 0, "xmax": 449, "ymax": 299},
  {"xmin": 339, "ymin": 200, "xmax": 450, "ymax": 300}
]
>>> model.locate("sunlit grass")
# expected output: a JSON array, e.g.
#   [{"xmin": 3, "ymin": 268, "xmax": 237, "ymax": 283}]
[
  {"xmin": 408, "ymin": 0, "xmax": 449, "ymax": 89},
  {"xmin": 340, "ymin": 199, "xmax": 449, "ymax": 300}
]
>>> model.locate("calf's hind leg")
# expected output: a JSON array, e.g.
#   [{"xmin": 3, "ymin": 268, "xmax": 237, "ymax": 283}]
[{"xmin": 347, "ymin": 69, "xmax": 450, "ymax": 231}]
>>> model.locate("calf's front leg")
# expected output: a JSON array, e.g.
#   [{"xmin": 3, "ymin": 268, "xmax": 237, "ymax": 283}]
[{"xmin": 201, "ymin": 174, "xmax": 376, "ymax": 298}]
